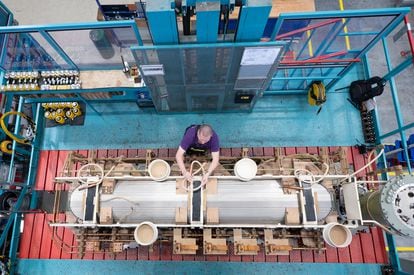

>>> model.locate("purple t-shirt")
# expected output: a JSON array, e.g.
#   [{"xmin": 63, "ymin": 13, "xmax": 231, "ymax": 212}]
[{"xmin": 180, "ymin": 125, "xmax": 220, "ymax": 152}]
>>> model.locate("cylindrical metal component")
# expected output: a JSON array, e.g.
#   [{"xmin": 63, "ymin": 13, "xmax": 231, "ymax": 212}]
[
  {"xmin": 359, "ymin": 175, "xmax": 414, "ymax": 237},
  {"xmin": 359, "ymin": 190, "xmax": 388, "ymax": 225},
  {"xmin": 69, "ymin": 179, "xmax": 332, "ymax": 226}
]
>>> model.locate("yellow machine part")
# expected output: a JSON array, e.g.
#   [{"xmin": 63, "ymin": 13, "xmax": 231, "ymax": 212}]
[
  {"xmin": 307, "ymin": 81, "xmax": 326, "ymax": 106},
  {"xmin": 0, "ymin": 140, "xmax": 12, "ymax": 154},
  {"xmin": 0, "ymin": 111, "xmax": 35, "ymax": 145}
]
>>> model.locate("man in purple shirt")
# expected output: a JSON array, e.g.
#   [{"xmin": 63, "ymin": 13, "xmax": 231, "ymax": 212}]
[{"xmin": 175, "ymin": 124, "xmax": 220, "ymax": 184}]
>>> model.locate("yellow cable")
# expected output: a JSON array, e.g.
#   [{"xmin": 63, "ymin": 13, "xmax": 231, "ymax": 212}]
[
  {"xmin": 386, "ymin": 247, "xmax": 414, "ymax": 252},
  {"xmin": 0, "ymin": 111, "xmax": 35, "ymax": 145},
  {"xmin": 338, "ymin": 0, "xmax": 351, "ymax": 50}
]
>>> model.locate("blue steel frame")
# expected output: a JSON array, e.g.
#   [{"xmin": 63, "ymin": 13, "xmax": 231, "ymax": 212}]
[
  {"xmin": 0, "ymin": 5, "xmax": 412, "ymax": 274},
  {"xmin": 361, "ymin": 26, "xmax": 413, "ymax": 275},
  {"xmin": 0, "ymin": 97, "xmax": 43, "ymax": 274},
  {"xmin": 0, "ymin": 20, "xmax": 143, "ymax": 72},
  {"xmin": 268, "ymin": 8, "xmax": 410, "ymax": 94}
]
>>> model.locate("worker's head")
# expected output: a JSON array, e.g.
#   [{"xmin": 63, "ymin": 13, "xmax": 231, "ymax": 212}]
[{"xmin": 197, "ymin": 124, "xmax": 213, "ymax": 144}]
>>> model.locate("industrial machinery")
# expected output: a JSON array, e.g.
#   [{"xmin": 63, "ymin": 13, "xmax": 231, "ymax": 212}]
[{"xmin": 46, "ymin": 147, "xmax": 414, "ymax": 257}]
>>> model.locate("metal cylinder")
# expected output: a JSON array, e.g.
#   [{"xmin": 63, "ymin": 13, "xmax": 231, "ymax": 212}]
[
  {"xmin": 69, "ymin": 179, "xmax": 332, "ymax": 226},
  {"xmin": 359, "ymin": 175, "xmax": 414, "ymax": 237}
]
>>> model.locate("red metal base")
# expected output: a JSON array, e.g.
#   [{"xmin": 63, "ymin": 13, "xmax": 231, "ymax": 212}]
[{"xmin": 19, "ymin": 147, "xmax": 388, "ymax": 263}]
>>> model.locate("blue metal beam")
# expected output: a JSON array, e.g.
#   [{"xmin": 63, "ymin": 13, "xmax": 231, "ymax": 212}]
[
  {"xmin": 380, "ymin": 122, "xmax": 414, "ymax": 139},
  {"xmin": 196, "ymin": 1, "xmax": 220, "ymax": 43},
  {"xmin": 146, "ymin": 0, "xmax": 178, "ymax": 45},
  {"xmin": 274, "ymin": 7, "xmax": 410, "ymax": 21},
  {"xmin": 383, "ymin": 55, "xmax": 413, "ymax": 81},
  {"xmin": 235, "ymin": 0, "xmax": 272, "ymax": 42},
  {"xmin": 17, "ymin": 260, "xmax": 383, "ymax": 274},
  {"xmin": 364, "ymin": 52, "xmax": 411, "ymax": 275},
  {"xmin": 338, "ymin": 31, "xmax": 380, "ymax": 36},
  {"xmin": 131, "ymin": 40, "xmax": 286, "ymax": 51},
  {"xmin": 0, "ymin": 20, "xmax": 140, "ymax": 33},
  {"xmin": 381, "ymin": 37, "xmax": 412, "ymax": 173},
  {"xmin": 325, "ymin": 10, "xmax": 408, "ymax": 91}
]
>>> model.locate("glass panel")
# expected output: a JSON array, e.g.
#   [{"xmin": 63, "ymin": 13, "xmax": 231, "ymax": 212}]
[
  {"xmin": 2, "ymin": 32, "xmax": 66, "ymax": 71},
  {"xmin": 376, "ymin": 84, "xmax": 399, "ymax": 143},
  {"xmin": 385, "ymin": 21, "xmax": 411, "ymax": 70},
  {"xmin": 276, "ymin": 15, "xmax": 397, "ymax": 62},
  {"xmin": 0, "ymin": 5, "xmax": 10, "ymax": 26},
  {"xmin": 269, "ymin": 66, "xmax": 345, "ymax": 91},
  {"xmin": 394, "ymin": 63, "xmax": 414, "ymax": 133},
  {"xmin": 48, "ymin": 27, "xmax": 139, "ymax": 69}
]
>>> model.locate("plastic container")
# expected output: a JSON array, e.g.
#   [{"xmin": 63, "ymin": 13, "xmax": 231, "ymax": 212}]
[
  {"xmin": 134, "ymin": 221, "xmax": 158, "ymax": 246},
  {"xmin": 148, "ymin": 159, "xmax": 171, "ymax": 181},
  {"xmin": 234, "ymin": 158, "xmax": 257, "ymax": 181},
  {"xmin": 322, "ymin": 223, "xmax": 352, "ymax": 248}
]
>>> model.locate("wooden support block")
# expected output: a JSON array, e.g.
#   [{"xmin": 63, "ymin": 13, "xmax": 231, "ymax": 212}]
[
  {"xmin": 274, "ymin": 147, "xmax": 283, "ymax": 159},
  {"xmin": 242, "ymin": 148, "xmax": 250, "ymax": 158},
  {"xmin": 102, "ymin": 179, "xmax": 115, "ymax": 194},
  {"xmin": 233, "ymin": 229, "xmax": 259, "ymax": 255},
  {"xmin": 322, "ymin": 179, "xmax": 333, "ymax": 189},
  {"xmin": 203, "ymin": 229, "xmax": 228, "ymax": 255},
  {"xmin": 173, "ymin": 228, "xmax": 198, "ymax": 255},
  {"xmin": 206, "ymin": 178, "xmax": 217, "ymax": 194},
  {"xmin": 175, "ymin": 207, "xmax": 188, "ymax": 224},
  {"xmin": 281, "ymin": 178, "xmax": 297, "ymax": 194},
  {"xmin": 206, "ymin": 208, "xmax": 219, "ymax": 224},
  {"xmin": 176, "ymin": 178, "xmax": 188, "ymax": 194},
  {"xmin": 339, "ymin": 147, "xmax": 349, "ymax": 174},
  {"xmin": 99, "ymin": 207, "xmax": 113, "ymax": 224},
  {"xmin": 85, "ymin": 241, "xmax": 100, "ymax": 252},
  {"xmin": 285, "ymin": 207, "xmax": 300, "ymax": 225},
  {"xmin": 112, "ymin": 242, "xmax": 124, "ymax": 253},
  {"xmin": 112, "ymin": 163, "xmax": 140, "ymax": 176},
  {"xmin": 281, "ymin": 158, "xmax": 293, "ymax": 175},
  {"xmin": 264, "ymin": 229, "xmax": 292, "ymax": 255}
]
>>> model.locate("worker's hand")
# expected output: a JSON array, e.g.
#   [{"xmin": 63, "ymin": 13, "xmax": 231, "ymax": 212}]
[
  {"xmin": 183, "ymin": 171, "xmax": 193, "ymax": 183},
  {"xmin": 201, "ymin": 173, "xmax": 210, "ymax": 185}
]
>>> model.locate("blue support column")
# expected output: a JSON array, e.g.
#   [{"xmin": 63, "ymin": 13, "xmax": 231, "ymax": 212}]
[
  {"xmin": 382, "ymin": 37, "xmax": 412, "ymax": 173},
  {"xmin": 196, "ymin": 1, "xmax": 220, "ymax": 43},
  {"xmin": 146, "ymin": 0, "xmax": 178, "ymax": 45},
  {"xmin": 9, "ymin": 213, "xmax": 23, "ymax": 275},
  {"xmin": 235, "ymin": 0, "xmax": 272, "ymax": 42}
]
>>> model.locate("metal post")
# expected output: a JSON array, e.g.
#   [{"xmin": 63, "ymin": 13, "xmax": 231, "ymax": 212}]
[{"xmin": 382, "ymin": 37, "xmax": 412, "ymax": 173}]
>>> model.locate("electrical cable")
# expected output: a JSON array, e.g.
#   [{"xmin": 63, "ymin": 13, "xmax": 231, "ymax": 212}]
[
  {"xmin": 293, "ymin": 162, "xmax": 329, "ymax": 189},
  {"xmin": 340, "ymin": 148, "xmax": 384, "ymax": 183},
  {"xmin": 0, "ymin": 111, "xmax": 36, "ymax": 145},
  {"xmin": 181, "ymin": 160, "xmax": 208, "ymax": 192}
]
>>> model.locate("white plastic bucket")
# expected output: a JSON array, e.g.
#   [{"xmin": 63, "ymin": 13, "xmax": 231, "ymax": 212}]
[
  {"xmin": 234, "ymin": 158, "xmax": 257, "ymax": 181},
  {"xmin": 148, "ymin": 159, "xmax": 171, "ymax": 181},
  {"xmin": 322, "ymin": 223, "xmax": 352, "ymax": 248},
  {"xmin": 134, "ymin": 221, "xmax": 158, "ymax": 246}
]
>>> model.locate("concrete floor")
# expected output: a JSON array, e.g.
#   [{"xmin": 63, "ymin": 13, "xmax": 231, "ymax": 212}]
[{"xmin": 2, "ymin": 0, "xmax": 414, "ymax": 269}]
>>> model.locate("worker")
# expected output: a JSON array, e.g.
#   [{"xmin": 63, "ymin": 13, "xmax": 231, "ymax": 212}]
[{"xmin": 175, "ymin": 124, "xmax": 220, "ymax": 185}]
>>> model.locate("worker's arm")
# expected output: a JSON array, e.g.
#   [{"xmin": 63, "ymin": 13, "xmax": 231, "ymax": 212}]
[
  {"xmin": 202, "ymin": 151, "xmax": 219, "ymax": 184},
  {"xmin": 176, "ymin": 146, "xmax": 192, "ymax": 182}
]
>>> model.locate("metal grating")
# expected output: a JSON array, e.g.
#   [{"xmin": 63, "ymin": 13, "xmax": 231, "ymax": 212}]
[{"xmin": 132, "ymin": 43, "xmax": 284, "ymax": 112}]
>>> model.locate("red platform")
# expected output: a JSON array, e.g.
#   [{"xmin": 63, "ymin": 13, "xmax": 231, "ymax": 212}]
[{"xmin": 19, "ymin": 147, "xmax": 388, "ymax": 264}]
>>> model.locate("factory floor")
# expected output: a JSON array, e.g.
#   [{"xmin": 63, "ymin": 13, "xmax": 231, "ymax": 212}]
[{"xmin": 3, "ymin": 0, "xmax": 414, "ymax": 268}]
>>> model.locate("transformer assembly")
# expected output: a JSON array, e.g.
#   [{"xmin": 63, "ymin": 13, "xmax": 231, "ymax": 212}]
[
  {"xmin": 360, "ymin": 175, "xmax": 414, "ymax": 237},
  {"xmin": 49, "ymin": 149, "xmax": 414, "ymax": 257}
]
